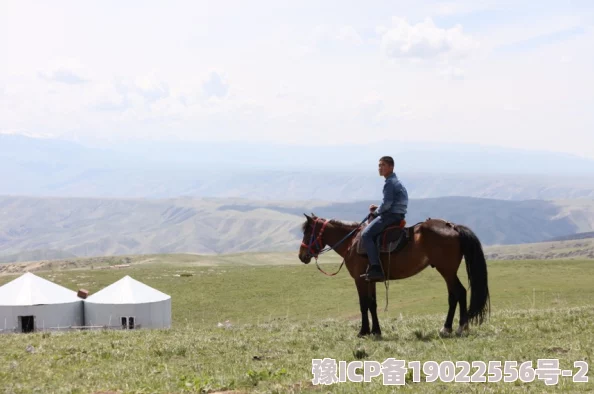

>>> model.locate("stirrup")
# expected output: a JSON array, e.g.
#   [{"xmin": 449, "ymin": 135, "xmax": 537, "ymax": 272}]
[
  {"xmin": 362, "ymin": 273, "xmax": 385, "ymax": 282},
  {"xmin": 360, "ymin": 267, "xmax": 385, "ymax": 282}
]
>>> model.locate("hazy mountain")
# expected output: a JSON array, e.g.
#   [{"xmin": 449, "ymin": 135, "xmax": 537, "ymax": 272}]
[
  {"xmin": 92, "ymin": 138, "xmax": 594, "ymax": 175},
  {"xmin": 3, "ymin": 134, "xmax": 594, "ymax": 201},
  {"xmin": 219, "ymin": 197, "xmax": 594, "ymax": 244},
  {"xmin": 0, "ymin": 249, "xmax": 77, "ymax": 264},
  {"xmin": 1, "ymin": 195, "xmax": 594, "ymax": 263},
  {"xmin": 547, "ymin": 231, "xmax": 594, "ymax": 242},
  {"xmin": 485, "ymin": 238, "xmax": 594, "ymax": 260}
]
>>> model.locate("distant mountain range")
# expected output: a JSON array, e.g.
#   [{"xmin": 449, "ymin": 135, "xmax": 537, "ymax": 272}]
[
  {"xmin": 2, "ymin": 134, "xmax": 593, "ymax": 263},
  {"xmin": 1, "ymin": 195, "xmax": 594, "ymax": 263},
  {"xmin": 2, "ymin": 134, "xmax": 594, "ymax": 201},
  {"xmin": 547, "ymin": 231, "xmax": 594, "ymax": 242}
]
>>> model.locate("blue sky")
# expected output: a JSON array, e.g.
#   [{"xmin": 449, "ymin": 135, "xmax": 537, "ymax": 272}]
[{"xmin": 0, "ymin": 0, "xmax": 593, "ymax": 158}]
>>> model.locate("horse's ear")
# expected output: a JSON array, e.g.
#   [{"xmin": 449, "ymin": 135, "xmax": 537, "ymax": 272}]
[
  {"xmin": 311, "ymin": 212, "xmax": 317, "ymax": 218},
  {"xmin": 304, "ymin": 213, "xmax": 312, "ymax": 222}
]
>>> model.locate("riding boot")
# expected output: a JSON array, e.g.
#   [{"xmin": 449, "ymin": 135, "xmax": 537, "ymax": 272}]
[{"xmin": 361, "ymin": 264, "xmax": 385, "ymax": 282}]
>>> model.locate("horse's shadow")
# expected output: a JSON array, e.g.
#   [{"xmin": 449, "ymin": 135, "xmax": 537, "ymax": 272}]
[
  {"xmin": 413, "ymin": 329, "xmax": 441, "ymax": 342},
  {"xmin": 358, "ymin": 329, "xmax": 469, "ymax": 343}
]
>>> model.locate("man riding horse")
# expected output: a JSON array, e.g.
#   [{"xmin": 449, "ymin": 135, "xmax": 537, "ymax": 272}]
[
  {"xmin": 298, "ymin": 156, "xmax": 490, "ymax": 337},
  {"xmin": 361, "ymin": 156, "xmax": 409, "ymax": 282}
]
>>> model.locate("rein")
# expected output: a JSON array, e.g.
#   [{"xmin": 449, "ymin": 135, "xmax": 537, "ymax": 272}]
[{"xmin": 302, "ymin": 216, "xmax": 368, "ymax": 276}]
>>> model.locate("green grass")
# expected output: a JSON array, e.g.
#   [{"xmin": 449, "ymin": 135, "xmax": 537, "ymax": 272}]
[
  {"xmin": 2, "ymin": 257, "xmax": 593, "ymax": 326},
  {"xmin": 1, "ymin": 307, "xmax": 592, "ymax": 393},
  {"xmin": 0, "ymin": 256, "xmax": 593, "ymax": 393}
]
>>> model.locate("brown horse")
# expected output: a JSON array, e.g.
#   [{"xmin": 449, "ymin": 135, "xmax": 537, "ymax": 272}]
[{"xmin": 298, "ymin": 213, "xmax": 490, "ymax": 338}]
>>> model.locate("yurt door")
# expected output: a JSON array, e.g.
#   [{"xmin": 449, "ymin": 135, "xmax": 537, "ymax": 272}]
[{"xmin": 18, "ymin": 316, "xmax": 35, "ymax": 333}]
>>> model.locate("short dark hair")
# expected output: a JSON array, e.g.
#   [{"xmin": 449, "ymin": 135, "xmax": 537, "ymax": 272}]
[{"xmin": 379, "ymin": 156, "xmax": 394, "ymax": 167}]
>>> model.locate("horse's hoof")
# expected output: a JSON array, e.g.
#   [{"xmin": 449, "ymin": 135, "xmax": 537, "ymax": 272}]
[
  {"xmin": 371, "ymin": 331, "xmax": 382, "ymax": 338},
  {"xmin": 357, "ymin": 331, "xmax": 371, "ymax": 338},
  {"xmin": 439, "ymin": 327, "xmax": 453, "ymax": 337},
  {"xmin": 456, "ymin": 324, "xmax": 469, "ymax": 336}
]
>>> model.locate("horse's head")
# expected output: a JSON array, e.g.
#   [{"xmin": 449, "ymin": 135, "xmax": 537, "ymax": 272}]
[{"xmin": 298, "ymin": 213, "xmax": 329, "ymax": 264}]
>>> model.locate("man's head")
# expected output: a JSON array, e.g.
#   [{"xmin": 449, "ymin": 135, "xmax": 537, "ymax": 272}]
[{"xmin": 378, "ymin": 156, "xmax": 394, "ymax": 177}]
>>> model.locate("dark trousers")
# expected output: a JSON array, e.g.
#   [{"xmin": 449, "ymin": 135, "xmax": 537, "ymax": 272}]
[{"xmin": 361, "ymin": 213, "xmax": 404, "ymax": 268}]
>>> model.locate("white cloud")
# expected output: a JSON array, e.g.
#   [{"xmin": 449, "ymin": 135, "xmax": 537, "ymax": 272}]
[
  {"xmin": 312, "ymin": 24, "xmax": 364, "ymax": 46},
  {"xmin": 0, "ymin": 129, "xmax": 55, "ymax": 139},
  {"xmin": 288, "ymin": 45, "xmax": 314, "ymax": 60},
  {"xmin": 39, "ymin": 68, "xmax": 88, "ymax": 84},
  {"xmin": 357, "ymin": 91, "xmax": 416, "ymax": 127},
  {"xmin": 359, "ymin": 92, "xmax": 385, "ymax": 125},
  {"xmin": 336, "ymin": 26, "xmax": 364, "ymax": 45},
  {"xmin": 430, "ymin": 0, "xmax": 501, "ymax": 17},
  {"xmin": 438, "ymin": 65, "xmax": 465, "ymax": 80},
  {"xmin": 433, "ymin": 2, "xmax": 464, "ymax": 16},
  {"xmin": 92, "ymin": 82, "xmax": 128, "ymax": 112},
  {"xmin": 132, "ymin": 74, "xmax": 169, "ymax": 102},
  {"xmin": 38, "ymin": 59, "xmax": 91, "ymax": 85},
  {"xmin": 202, "ymin": 71, "xmax": 229, "ymax": 99},
  {"xmin": 276, "ymin": 84, "xmax": 290, "ymax": 99},
  {"xmin": 379, "ymin": 17, "xmax": 478, "ymax": 60},
  {"xmin": 0, "ymin": 1, "xmax": 592, "ymax": 158}
]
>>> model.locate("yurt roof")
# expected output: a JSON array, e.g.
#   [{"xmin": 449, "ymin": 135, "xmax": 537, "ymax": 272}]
[
  {"xmin": 85, "ymin": 275, "xmax": 170, "ymax": 305},
  {"xmin": 0, "ymin": 272, "xmax": 81, "ymax": 306}
]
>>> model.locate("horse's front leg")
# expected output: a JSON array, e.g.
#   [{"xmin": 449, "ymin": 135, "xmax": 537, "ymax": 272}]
[
  {"xmin": 356, "ymin": 279, "xmax": 370, "ymax": 337},
  {"xmin": 368, "ymin": 282, "xmax": 382, "ymax": 336}
]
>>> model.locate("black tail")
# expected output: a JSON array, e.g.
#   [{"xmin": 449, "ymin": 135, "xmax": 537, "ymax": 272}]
[{"xmin": 456, "ymin": 224, "xmax": 490, "ymax": 325}]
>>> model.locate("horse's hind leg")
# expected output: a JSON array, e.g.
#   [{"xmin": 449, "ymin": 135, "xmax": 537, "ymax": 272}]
[
  {"xmin": 438, "ymin": 270, "xmax": 469, "ymax": 336},
  {"xmin": 454, "ymin": 276, "xmax": 469, "ymax": 335},
  {"xmin": 437, "ymin": 271, "xmax": 460, "ymax": 336}
]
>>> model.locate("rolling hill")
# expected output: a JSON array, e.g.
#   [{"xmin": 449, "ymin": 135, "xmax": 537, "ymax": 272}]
[
  {"xmin": 1, "ymin": 195, "xmax": 594, "ymax": 263},
  {"xmin": 548, "ymin": 231, "xmax": 594, "ymax": 242},
  {"xmin": 485, "ymin": 238, "xmax": 594, "ymax": 260}
]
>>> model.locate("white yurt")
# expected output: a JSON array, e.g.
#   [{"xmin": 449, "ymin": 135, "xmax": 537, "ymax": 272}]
[
  {"xmin": 0, "ymin": 272, "xmax": 83, "ymax": 333},
  {"xmin": 84, "ymin": 275, "xmax": 171, "ymax": 329}
]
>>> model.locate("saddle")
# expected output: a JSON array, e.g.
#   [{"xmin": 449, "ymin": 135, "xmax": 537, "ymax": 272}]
[{"xmin": 354, "ymin": 219, "xmax": 411, "ymax": 256}]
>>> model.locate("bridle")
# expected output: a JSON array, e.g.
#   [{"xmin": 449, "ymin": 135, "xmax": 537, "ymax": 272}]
[
  {"xmin": 301, "ymin": 216, "xmax": 369, "ymax": 276},
  {"xmin": 302, "ymin": 214, "xmax": 402, "ymax": 312},
  {"xmin": 301, "ymin": 218, "xmax": 330, "ymax": 260}
]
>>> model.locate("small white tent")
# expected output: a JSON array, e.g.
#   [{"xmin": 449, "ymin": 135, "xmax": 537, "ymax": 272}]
[
  {"xmin": 84, "ymin": 275, "xmax": 171, "ymax": 329},
  {"xmin": 0, "ymin": 272, "xmax": 83, "ymax": 333}
]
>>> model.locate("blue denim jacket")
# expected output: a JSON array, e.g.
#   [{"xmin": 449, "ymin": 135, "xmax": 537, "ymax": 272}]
[{"xmin": 375, "ymin": 173, "xmax": 408, "ymax": 216}]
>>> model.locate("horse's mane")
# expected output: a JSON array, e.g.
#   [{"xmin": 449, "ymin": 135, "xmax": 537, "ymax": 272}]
[
  {"xmin": 301, "ymin": 217, "xmax": 360, "ymax": 232},
  {"xmin": 329, "ymin": 219, "xmax": 360, "ymax": 230},
  {"xmin": 301, "ymin": 220, "xmax": 309, "ymax": 232}
]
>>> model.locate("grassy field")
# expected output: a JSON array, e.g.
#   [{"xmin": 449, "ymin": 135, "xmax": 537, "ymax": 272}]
[
  {"xmin": 0, "ymin": 252, "xmax": 302, "ymax": 276},
  {"xmin": 0, "ymin": 255, "xmax": 593, "ymax": 393},
  {"xmin": 485, "ymin": 238, "xmax": 594, "ymax": 260}
]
